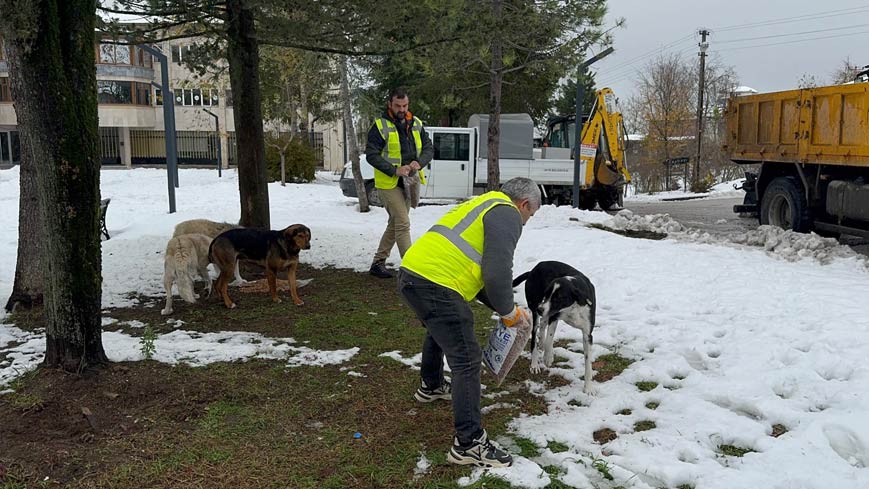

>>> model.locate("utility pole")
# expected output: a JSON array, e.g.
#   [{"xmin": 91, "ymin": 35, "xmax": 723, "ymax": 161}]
[{"xmin": 693, "ymin": 29, "xmax": 709, "ymax": 192}]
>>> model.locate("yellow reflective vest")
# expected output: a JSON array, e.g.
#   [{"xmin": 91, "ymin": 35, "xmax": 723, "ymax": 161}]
[
  {"xmin": 401, "ymin": 191, "xmax": 517, "ymax": 301},
  {"xmin": 373, "ymin": 116, "xmax": 427, "ymax": 189}
]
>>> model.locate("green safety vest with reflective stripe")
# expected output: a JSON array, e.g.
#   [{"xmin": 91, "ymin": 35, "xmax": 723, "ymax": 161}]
[
  {"xmin": 373, "ymin": 116, "xmax": 427, "ymax": 189},
  {"xmin": 401, "ymin": 191, "xmax": 517, "ymax": 301}
]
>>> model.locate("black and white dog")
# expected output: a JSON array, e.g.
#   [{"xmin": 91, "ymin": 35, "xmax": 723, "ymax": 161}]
[{"xmin": 513, "ymin": 261, "xmax": 597, "ymax": 392}]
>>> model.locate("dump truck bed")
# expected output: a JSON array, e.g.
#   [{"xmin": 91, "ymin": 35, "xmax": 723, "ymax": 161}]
[{"xmin": 725, "ymin": 82, "xmax": 869, "ymax": 167}]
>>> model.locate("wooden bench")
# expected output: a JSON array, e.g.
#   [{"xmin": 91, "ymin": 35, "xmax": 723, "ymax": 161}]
[{"xmin": 100, "ymin": 198, "xmax": 111, "ymax": 240}]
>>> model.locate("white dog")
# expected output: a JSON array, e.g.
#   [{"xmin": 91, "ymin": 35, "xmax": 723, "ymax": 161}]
[
  {"xmin": 161, "ymin": 233, "xmax": 214, "ymax": 316},
  {"xmin": 172, "ymin": 219, "xmax": 246, "ymax": 285}
]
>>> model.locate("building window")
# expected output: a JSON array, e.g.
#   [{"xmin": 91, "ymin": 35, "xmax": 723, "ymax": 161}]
[
  {"xmin": 171, "ymin": 87, "xmax": 221, "ymax": 107},
  {"xmin": 98, "ymin": 80, "xmax": 132, "ymax": 104},
  {"xmin": 136, "ymin": 82, "xmax": 151, "ymax": 106},
  {"xmin": 225, "ymin": 89, "xmax": 233, "ymax": 107},
  {"xmin": 155, "ymin": 88, "xmax": 163, "ymax": 106},
  {"xmin": 171, "ymin": 44, "xmax": 193, "ymax": 65},
  {"xmin": 99, "ymin": 43, "xmax": 117, "ymax": 64},
  {"xmin": 0, "ymin": 77, "xmax": 11, "ymax": 102},
  {"xmin": 98, "ymin": 42, "xmax": 152, "ymax": 67},
  {"xmin": 98, "ymin": 81, "xmax": 152, "ymax": 105}
]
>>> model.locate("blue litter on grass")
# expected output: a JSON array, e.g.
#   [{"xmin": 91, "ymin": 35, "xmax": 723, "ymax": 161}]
[{"xmin": 353, "ymin": 432, "xmax": 362, "ymax": 439}]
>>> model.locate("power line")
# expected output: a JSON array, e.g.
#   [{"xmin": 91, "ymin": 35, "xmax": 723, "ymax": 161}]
[
  {"xmin": 595, "ymin": 6, "xmax": 869, "ymax": 85},
  {"xmin": 712, "ymin": 6, "xmax": 869, "ymax": 32},
  {"xmin": 715, "ymin": 23, "xmax": 869, "ymax": 44},
  {"xmin": 713, "ymin": 28, "xmax": 869, "ymax": 52}
]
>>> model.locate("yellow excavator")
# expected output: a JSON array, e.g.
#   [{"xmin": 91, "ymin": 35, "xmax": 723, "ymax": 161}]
[{"xmin": 541, "ymin": 87, "xmax": 632, "ymax": 210}]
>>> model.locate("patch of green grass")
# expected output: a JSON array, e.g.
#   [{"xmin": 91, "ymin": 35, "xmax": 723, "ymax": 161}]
[
  {"xmin": 634, "ymin": 420, "xmax": 656, "ymax": 432},
  {"xmin": 547, "ymin": 441, "xmax": 570, "ymax": 453},
  {"xmin": 645, "ymin": 401, "xmax": 660, "ymax": 410},
  {"xmin": 592, "ymin": 458, "xmax": 614, "ymax": 480},
  {"xmin": 635, "ymin": 381, "xmax": 658, "ymax": 392},
  {"xmin": 676, "ymin": 485, "xmax": 695, "ymax": 489},
  {"xmin": 543, "ymin": 464, "xmax": 566, "ymax": 477},
  {"xmin": 672, "ymin": 374, "xmax": 686, "ymax": 380},
  {"xmin": 514, "ymin": 437, "xmax": 541, "ymax": 458},
  {"xmin": 3, "ymin": 266, "xmax": 559, "ymax": 488},
  {"xmin": 463, "ymin": 474, "xmax": 512, "ymax": 488},
  {"xmin": 616, "ymin": 408, "xmax": 632, "ymax": 415},
  {"xmin": 719, "ymin": 444, "xmax": 755, "ymax": 457},
  {"xmin": 592, "ymin": 353, "xmax": 634, "ymax": 382},
  {"xmin": 568, "ymin": 398, "xmax": 586, "ymax": 408}
]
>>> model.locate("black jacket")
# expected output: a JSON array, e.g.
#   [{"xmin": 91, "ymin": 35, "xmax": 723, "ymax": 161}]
[{"xmin": 365, "ymin": 110, "xmax": 434, "ymax": 178}]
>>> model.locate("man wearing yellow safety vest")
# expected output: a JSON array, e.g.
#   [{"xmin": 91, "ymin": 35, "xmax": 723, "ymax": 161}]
[
  {"xmin": 364, "ymin": 87, "xmax": 433, "ymax": 279},
  {"xmin": 398, "ymin": 177, "xmax": 540, "ymax": 468}
]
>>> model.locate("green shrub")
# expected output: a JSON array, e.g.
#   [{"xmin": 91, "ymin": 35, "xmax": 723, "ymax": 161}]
[{"xmin": 265, "ymin": 135, "xmax": 316, "ymax": 183}]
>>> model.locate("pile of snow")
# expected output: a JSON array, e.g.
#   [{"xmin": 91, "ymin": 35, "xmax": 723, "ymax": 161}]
[
  {"xmin": 685, "ymin": 225, "xmax": 859, "ymax": 265},
  {"xmin": 607, "ymin": 209, "xmax": 684, "ymax": 234}
]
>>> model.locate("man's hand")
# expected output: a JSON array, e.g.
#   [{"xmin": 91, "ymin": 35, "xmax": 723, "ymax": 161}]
[
  {"xmin": 500, "ymin": 305, "xmax": 531, "ymax": 329},
  {"xmin": 395, "ymin": 165, "xmax": 411, "ymax": 177},
  {"xmin": 409, "ymin": 161, "xmax": 421, "ymax": 171}
]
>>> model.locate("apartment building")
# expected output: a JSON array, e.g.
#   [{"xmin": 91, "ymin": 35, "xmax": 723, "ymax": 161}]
[{"xmin": 0, "ymin": 35, "xmax": 346, "ymax": 171}]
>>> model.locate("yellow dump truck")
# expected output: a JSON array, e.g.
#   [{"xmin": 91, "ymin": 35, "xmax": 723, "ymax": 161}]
[{"xmin": 724, "ymin": 82, "xmax": 869, "ymax": 237}]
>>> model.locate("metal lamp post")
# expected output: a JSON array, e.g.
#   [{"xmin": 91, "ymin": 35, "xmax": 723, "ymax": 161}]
[{"xmin": 140, "ymin": 43, "xmax": 179, "ymax": 213}]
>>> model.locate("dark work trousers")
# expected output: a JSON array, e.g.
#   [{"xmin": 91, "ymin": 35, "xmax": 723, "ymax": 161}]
[{"xmin": 397, "ymin": 269, "xmax": 483, "ymax": 445}]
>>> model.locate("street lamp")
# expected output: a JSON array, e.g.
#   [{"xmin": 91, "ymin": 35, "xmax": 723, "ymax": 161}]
[{"xmin": 573, "ymin": 46, "xmax": 614, "ymax": 208}]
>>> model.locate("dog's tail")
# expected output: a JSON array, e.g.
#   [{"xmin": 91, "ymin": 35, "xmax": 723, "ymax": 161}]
[
  {"xmin": 512, "ymin": 271, "xmax": 531, "ymax": 288},
  {"xmin": 173, "ymin": 244, "xmax": 197, "ymax": 304}
]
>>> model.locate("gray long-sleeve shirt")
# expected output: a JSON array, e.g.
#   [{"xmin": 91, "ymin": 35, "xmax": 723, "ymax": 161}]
[{"xmin": 476, "ymin": 205, "xmax": 523, "ymax": 316}]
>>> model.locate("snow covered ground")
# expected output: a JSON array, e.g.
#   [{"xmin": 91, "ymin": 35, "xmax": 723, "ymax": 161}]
[
  {"xmin": 2, "ymin": 167, "xmax": 869, "ymax": 488},
  {"xmin": 625, "ymin": 178, "xmax": 746, "ymax": 202}
]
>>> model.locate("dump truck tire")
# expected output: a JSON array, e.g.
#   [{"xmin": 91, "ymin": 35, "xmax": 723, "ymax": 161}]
[{"xmin": 760, "ymin": 177, "xmax": 811, "ymax": 232}]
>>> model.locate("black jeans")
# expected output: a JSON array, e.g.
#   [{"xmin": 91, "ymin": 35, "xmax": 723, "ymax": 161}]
[{"xmin": 398, "ymin": 269, "xmax": 483, "ymax": 445}]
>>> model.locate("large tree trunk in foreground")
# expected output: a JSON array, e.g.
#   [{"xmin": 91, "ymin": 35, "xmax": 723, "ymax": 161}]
[
  {"xmin": 227, "ymin": 0, "xmax": 270, "ymax": 229},
  {"xmin": 0, "ymin": 0, "xmax": 108, "ymax": 371},
  {"xmin": 4, "ymin": 147, "xmax": 43, "ymax": 313}
]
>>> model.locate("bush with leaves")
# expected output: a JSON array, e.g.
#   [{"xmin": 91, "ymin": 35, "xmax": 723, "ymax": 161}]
[{"xmin": 264, "ymin": 136, "xmax": 317, "ymax": 183}]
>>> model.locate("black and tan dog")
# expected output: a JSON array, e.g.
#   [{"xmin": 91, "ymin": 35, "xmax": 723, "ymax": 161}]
[{"xmin": 209, "ymin": 224, "xmax": 312, "ymax": 309}]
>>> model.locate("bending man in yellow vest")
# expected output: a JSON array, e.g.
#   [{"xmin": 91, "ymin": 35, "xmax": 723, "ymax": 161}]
[
  {"xmin": 399, "ymin": 177, "xmax": 540, "ymax": 468},
  {"xmin": 364, "ymin": 87, "xmax": 433, "ymax": 278}
]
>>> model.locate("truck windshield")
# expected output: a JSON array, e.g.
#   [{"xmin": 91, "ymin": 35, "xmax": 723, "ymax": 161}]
[{"xmin": 549, "ymin": 121, "xmax": 576, "ymax": 149}]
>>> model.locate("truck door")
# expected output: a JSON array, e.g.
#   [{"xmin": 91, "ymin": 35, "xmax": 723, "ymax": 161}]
[{"xmin": 424, "ymin": 129, "xmax": 474, "ymax": 199}]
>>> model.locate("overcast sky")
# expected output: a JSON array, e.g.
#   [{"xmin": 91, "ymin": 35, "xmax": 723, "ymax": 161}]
[{"xmin": 592, "ymin": 0, "xmax": 868, "ymax": 100}]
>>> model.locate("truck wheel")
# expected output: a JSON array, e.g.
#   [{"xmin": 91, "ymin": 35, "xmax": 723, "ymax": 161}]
[
  {"xmin": 760, "ymin": 177, "xmax": 811, "ymax": 232},
  {"xmin": 364, "ymin": 181, "xmax": 383, "ymax": 207}
]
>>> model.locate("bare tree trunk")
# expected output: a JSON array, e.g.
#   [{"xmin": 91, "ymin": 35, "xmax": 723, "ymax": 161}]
[
  {"xmin": 1, "ymin": 0, "xmax": 108, "ymax": 371},
  {"xmin": 339, "ymin": 56, "xmax": 369, "ymax": 212},
  {"xmin": 5, "ymin": 147, "xmax": 42, "ymax": 312},
  {"xmin": 227, "ymin": 0, "xmax": 270, "ymax": 229},
  {"xmin": 280, "ymin": 152, "xmax": 286, "ymax": 186},
  {"xmin": 486, "ymin": 0, "xmax": 503, "ymax": 191}
]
